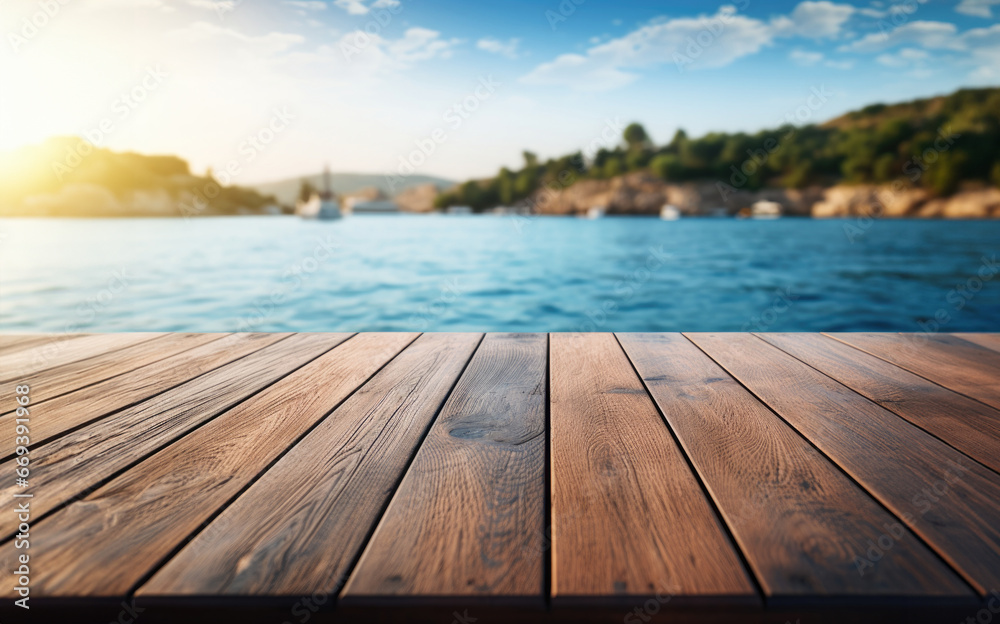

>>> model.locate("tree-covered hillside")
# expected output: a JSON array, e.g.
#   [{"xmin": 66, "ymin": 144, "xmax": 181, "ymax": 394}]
[
  {"xmin": 0, "ymin": 137, "xmax": 278, "ymax": 217},
  {"xmin": 436, "ymin": 87, "xmax": 1000, "ymax": 212}
]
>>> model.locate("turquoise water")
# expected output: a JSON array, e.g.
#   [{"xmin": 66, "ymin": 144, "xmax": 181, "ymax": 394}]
[{"xmin": 1, "ymin": 215, "xmax": 998, "ymax": 332}]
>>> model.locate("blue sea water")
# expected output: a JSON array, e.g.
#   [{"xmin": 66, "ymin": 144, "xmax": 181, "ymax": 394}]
[{"xmin": 1, "ymin": 215, "xmax": 998, "ymax": 333}]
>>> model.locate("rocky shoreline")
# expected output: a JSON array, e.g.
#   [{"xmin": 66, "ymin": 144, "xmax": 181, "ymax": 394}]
[
  {"xmin": 515, "ymin": 172, "xmax": 1000, "ymax": 219},
  {"xmin": 6, "ymin": 174, "xmax": 1000, "ymax": 218}
]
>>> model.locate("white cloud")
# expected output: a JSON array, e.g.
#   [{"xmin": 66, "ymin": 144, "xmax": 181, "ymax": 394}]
[
  {"xmin": 824, "ymin": 59, "xmax": 854, "ymax": 69},
  {"xmin": 185, "ymin": 0, "xmax": 233, "ymax": 11},
  {"xmin": 333, "ymin": 0, "xmax": 399, "ymax": 14},
  {"xmin": 521, "ymin": 5, "xmax": 778, "ymax": 91},
  {"xmin": 963, "ymin": 23, "xmax": 1000, "ymax": 78},
  {"xmin": 477, "ymin": 38, "xmax": 521, "ymax": 59},
  {"xmin": 520, "ymin": 1, "xmax": 860, "ymax": 92},
  {"xmin": 76, "ymin": 0, "xmax": 174, "ymax": 11},
  {"xmin": 840, "ymin": 20, "xmax": 961, "ymax": 52},
  {"xmin": 520, "ymin": 53, "xmax": 638, "ymax": 91},
  {"xmin": 858, "ymin": 7, "xmax": 887, "ymax": 17},
  {"xmin": 841, "ymin": 20, "xmax": 1000, "ymax": 79},
  {"xmin": 325, "ymin": 26, "xmax": 459, "ymax": 74},
  {"xmin": 593, "ymin": 8, "xmax": 774, "ymax": 69},
  {"xmin": 388, "ymin": 27, "xmax": 458, "ymax": 62},
  {"xmin": 790, "ymin": 49, "xmax": 824, "ymax": 65},
  {"xmin": 789, "ymin": 49, "xmax": 853, "ymax": 68},
  {"xmin": 284, "ymin": 1, "xmax": 327, "ymax": 10},
  {"xmin": 875, "ymin": 47, "xmax": 929, "ymax": 67},
  {"xmin": 956, "ymin": 0, "xmax": 1000, "ymax": 17},
  {"xmin": 334, "ymin": 0, "xmax": 368, "ymax": 14},
  {"xmin": 169, "ymin": 21, "xmax": 305, "ymax": 55},
  {"xmin": 773, "ymin": 1, "xmax": 856, "ymax": 38}
]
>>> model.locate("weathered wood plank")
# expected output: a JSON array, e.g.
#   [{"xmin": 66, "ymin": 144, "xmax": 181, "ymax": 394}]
[
  {"xmin": 688, "ymin": 332, "xmax": 1000, "ymax": 596},
  {"xmin": 0, "ymin": 332, "xmax": 344, "ymax": 539},
  {"xmin": 759, "ymin": 333, "xmax": 1000, "ymax": 474},
  {"xmin": 548, "ymin": 333, "xmax": 756, "ymax": 606},
  {"xmin": 0, "ymin": 333, "xmax": 278, "ymax": 458},
  {"xmin": 0, "ymin": 334, "xmax": 87, "ymax": 356},
  {"xmin": 342, "ymin": 333, "xmax": 548, "ymax": 606},
  {"xmin": 8, "ymin": 333, "xmax": 414, "ymax": 596},
  {"xmin": 618, "ymin": 333, "xmax": 971, "ymax": 600},
  {"xmin": 138, "ymin": 333, "xmax": 482, "ymax": 597},
  {"xmin": 827, "ymin": 333, "xmax": 1000, "ymax": 411},
  {"xmin": 0, "ymin": 333, "xmax": 161, "ymax": 381},
  {"xmin": 0, "ymin": 334, "xmax": 224, "ymax": 411},
  {"xmin": 948, "ymin": 333, "xmax": 1000, "ymax": 354}
]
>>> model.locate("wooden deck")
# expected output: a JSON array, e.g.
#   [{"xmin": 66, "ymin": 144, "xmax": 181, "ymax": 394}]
[{"xmin": 1, "ymin": 332, "xmax": 999, "ymax": 623}]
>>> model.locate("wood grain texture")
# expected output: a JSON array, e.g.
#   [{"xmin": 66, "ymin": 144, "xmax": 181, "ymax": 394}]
[
  {"xmin": 0, "ymin": 334, "xmax": 87, "ymax": 356},
  {"xmin": 948, "ymin": 333, "xmax": 1000, "ymax": 353},
  {"xmin": 0, "ymin": 332, "xmax": 283, "ymax": 458},
  {"xmin": 758, "ymin": 333, "xmax": 1000, "ymax": 474},
  {"xmin": 342, "ymin": 333, "xmax": 548, "ymax": 606},
  {"xmin": 548, "ymin": 333, "xmax": 756, "ymax": 606},
  {"xmin": 617, "ymin": 333, "xmax": 971, "ymax": 600},
  {"xmin": 0, "ymin": 333, "xmax": 223, "ymax": 409},
  {"xmin": 688, "ymin": 332, "xmax": 1000, "ymax": 596},
  {"xmin": 138, "ymin": 333, "xmax": 483, "ymax": 597},
  {"xmin": 0, "ymin": 333, "xmax": 161, "ymax": 381},
  {"xmin": 827, "ymin": 332, "xmax": 1000, "ymax": 411},
  {"xmin": 11, "ymin": 333, "xmax": 413, "ymax": 596},
  {"xmin": 0, "ymin": 333, "xmax": 342, "ymax": 539}
]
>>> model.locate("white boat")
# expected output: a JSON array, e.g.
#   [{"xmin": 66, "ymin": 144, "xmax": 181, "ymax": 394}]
[
  {"xmin": 660, "ymin": 204, "xmax": 681, "ymax": 220},
  {"xmin": 751, "ymin": 200, "xmax": 782, "ymax": 219},
  {"xmin": 296, "ymin": 165, "xmax": 342, "ymax": 220},
  {"xmin": 446, "ymin": 205, "xmax": 473, "ymax": 215},
  {"xmin": 585, "ymin": 206, "xmax": 606, "ymax": 219}
]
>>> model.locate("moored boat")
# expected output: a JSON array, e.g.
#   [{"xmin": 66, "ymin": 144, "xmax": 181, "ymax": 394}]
[
  {"xmin": 660, "ymin": 204, "xmax": 681, "ymax": 220},
  {"xmin": 296, "ymin": 165, "xmax": 342, "ymax": 220}
]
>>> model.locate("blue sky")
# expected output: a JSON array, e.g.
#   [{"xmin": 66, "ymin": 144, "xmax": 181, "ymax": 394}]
[{"xmin": 1, "ymin": 0, "xmax": 998, "ymax": 183}]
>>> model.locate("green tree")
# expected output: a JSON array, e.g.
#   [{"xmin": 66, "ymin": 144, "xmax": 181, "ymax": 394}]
[
  {"xmin": 602, "ymin": 156, "xmax": 623, "ymax": 179},
  {"xmin": 650, "ymin": 154, "xmax": 682, "ymax": 181},
  {"xmin": 496, "ymin": 167, "xmax": 515, "ymax": 205},
  {"xmin": 928, "ymin": 152, "xmax": 967, "ymax": 196},
  {"xmin": 514, "ymin": 169, "xmax": 536, "ymax": 199},
  {"xmin": 626, "ymin": 149, "xmax": 650, "ymax": 171},
  {"xmin": 873, "ymin": 153, "xmax": 896, "ymax": 183},
  {"xmin": 623, "ymin": 123, "xmax": 650, "ymax": 151}
]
